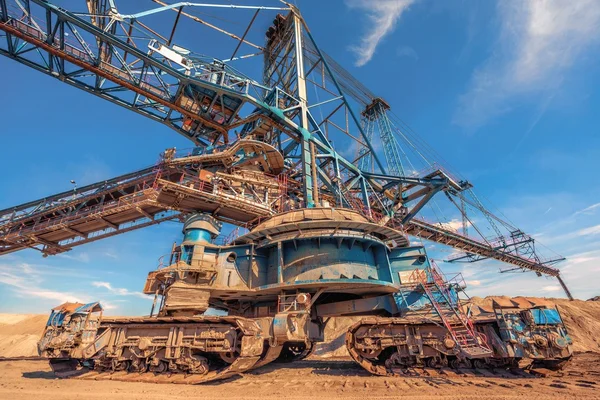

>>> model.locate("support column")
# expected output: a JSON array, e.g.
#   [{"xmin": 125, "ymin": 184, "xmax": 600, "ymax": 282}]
[
  {"xmin": 293, "ymin": 11, "xmax": 316, "ymax": 207},
  {"xmin": 556, "ymin": 274, "xmax": 574, "ymax": 301},
  {"xmin": 310, "ymin": 141, "xmax": 319, "ymax": 206},
  {"xmin": 0, "ymin": 0, "xmax": 7, "ymax": 22},
  {"xmin": 360, "ymin": 177, "xmax": 371, "ymax": 216}
]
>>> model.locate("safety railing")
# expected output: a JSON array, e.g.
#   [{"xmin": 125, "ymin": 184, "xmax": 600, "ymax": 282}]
[
  {"xmin": 156, "ymin": 251, "xmax": 182, "ymax": 269},
  {"xmin": 213, "ymin": 226, "xmax": 250, "ymax": 246},
  {"xmin": 415, "ymin": 261, "xmax": 492, "ymax": 352},
  {"xmin": 5, "ymin": 172, "xmax": 164, "ymax": 238}
]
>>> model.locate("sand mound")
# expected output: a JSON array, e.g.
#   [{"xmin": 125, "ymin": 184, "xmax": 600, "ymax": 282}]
[
  {"xmin": 1, "ymin": 296, "xmax": 599, "ymax": 359},
  {"xmin": 547, "ymin": 298, "xmax": 600, "ymax": 352},
  {"xmin": 0, "ymin": 314, "xmax": 47, "ymax": 358}
]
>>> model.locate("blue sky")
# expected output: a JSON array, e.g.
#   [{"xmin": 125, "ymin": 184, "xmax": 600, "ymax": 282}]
[{"xmin": 1, "ymin": 0, "xmax": 600, "ymax": 315}]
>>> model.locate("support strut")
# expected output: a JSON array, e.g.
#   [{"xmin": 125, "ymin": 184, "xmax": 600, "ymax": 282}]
[{"xmin": 556, "ymin": 275, "xmax": 574, "ymax": 301}]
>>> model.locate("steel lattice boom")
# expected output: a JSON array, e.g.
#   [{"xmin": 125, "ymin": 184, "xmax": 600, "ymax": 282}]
[{"xmin": 0, "ymin": 0, "xmax": 572, "ymax": 299}]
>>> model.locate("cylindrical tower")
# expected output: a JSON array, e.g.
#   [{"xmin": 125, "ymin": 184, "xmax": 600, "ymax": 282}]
[{"xmin": 182, "ymin": 213, "xmax": 222, "ymax": 244}]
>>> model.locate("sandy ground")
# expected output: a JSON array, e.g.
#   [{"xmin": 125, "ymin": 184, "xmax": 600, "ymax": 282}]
[{"xmin": 0, "ymin": 353, "xmax": 598, "ymax": 400}]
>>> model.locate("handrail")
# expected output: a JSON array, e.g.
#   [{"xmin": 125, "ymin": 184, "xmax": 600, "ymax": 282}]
[{"xmin": 416, "ymin": 261, "xmax": 492, "ymax": 354}]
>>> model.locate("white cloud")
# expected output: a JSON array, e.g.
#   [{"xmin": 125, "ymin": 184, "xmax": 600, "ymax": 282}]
[
  {"xmin": 396, "ymin": 45, "xmax": 419, "ymax": 61},
  {"xmin": 0, "ymin": 262, "xmax": 130, "ymax": 311},
  {"xmin": 573, "ymin": 202, "xmax": 600, "ymax": 216},
  {"xmin": 568, "ymin": 256, "xmax": 597, "ymax": 265},
  {"xmin": 28, "ymin": 289, "xmax": 86, "ymax": 303},
  {"xmin": 99, "ymin": 301, "xmax": 118, "ymax": 310},
  {"xmin": 467, "ymin": 280, "xmax": 481, "ymax": 286},
  {"xmin": 92, "ymin": 281, "xmax": 148, "ymax": 299},
  {"xmin": 346, "ymin": 0, "xmax": 416, "ymax": 67},
  {"xmin": 562, "ymin": 249, "xmax": 600, "ymax": 270},
  {"xmin": 438, "ymin": 218, "xmax": 470, "ymax": 233},
  {"xmin": 92, "ymin": 281, "xmax": 112, "ymax": 290},
  {"xmin": 439, "ymin": 219, "xmax": 461, "ymax": 232},
  {"xmin": 541, "ymin": 285, "xmax": 561, "ymax": 292},
  {"xmin": 0, "ymin": 263, "xmax": 88, "ymax": 304},
  {"xmin": 455, "ymin": 0, "xmax": 600, "ymax": 128},
  {"xmin": 576, "ymin": 224, "xmax": 600, "ymax": 236}
]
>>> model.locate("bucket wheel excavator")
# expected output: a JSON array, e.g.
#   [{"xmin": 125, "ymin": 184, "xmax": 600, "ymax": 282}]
[{"xmin": 0, "ymin": 0, "xmax": 573, "ymax": 382}]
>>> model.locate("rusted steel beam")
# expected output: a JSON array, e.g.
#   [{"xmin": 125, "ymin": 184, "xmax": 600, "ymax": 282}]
[{"xmin": 405, "ymin": 219, "xmax": 560, "ymax": 277}]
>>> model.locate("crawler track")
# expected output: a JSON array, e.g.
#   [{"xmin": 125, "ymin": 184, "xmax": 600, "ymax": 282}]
[
  {"xmin": 46, "ymin": 315, "xmax": 277, "ymax": 384},
  {"xmin": 345, "ymin": 318, "xmax": 571, "ymax": 378},
  {"xmin": 72, "ymin": 354, "xmax": 263, "ymax": 384}
]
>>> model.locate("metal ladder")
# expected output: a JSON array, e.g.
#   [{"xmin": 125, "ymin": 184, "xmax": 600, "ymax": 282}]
[{"xmin": 418, "ymin": 262, "xmax": 493, "ymax": 358}]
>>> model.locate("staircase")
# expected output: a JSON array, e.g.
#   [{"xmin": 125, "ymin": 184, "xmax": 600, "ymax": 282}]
[{"xmin": 417, "ymin": 262, "xmax": 492, "ymax": 358}]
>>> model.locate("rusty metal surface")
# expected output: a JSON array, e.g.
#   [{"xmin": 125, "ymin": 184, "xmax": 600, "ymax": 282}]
[
  {"xmin": 235, "ymin": 208, "xmax": 409, "ymax": 247},
  {"xmin": 345, "ymin": 309, "xmax": 573, "ymax": 378},
  {"xmin": 39, "ymin": 312, "xmax": 271, "ymax": 384},
  {"xmin": 51, "ymin": 302, "xmax": 87, "ymax": 313}
]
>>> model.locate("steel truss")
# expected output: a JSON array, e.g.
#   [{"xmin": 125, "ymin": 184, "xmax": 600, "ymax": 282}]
[{"xmin": 0, "ymin": 0, "xmax": 572, "ymax": 299}]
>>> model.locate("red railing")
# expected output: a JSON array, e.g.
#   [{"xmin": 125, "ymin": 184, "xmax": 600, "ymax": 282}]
[{"xmin": 416, "ymin": 261, "xmax": 492, "ymax": 353}]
